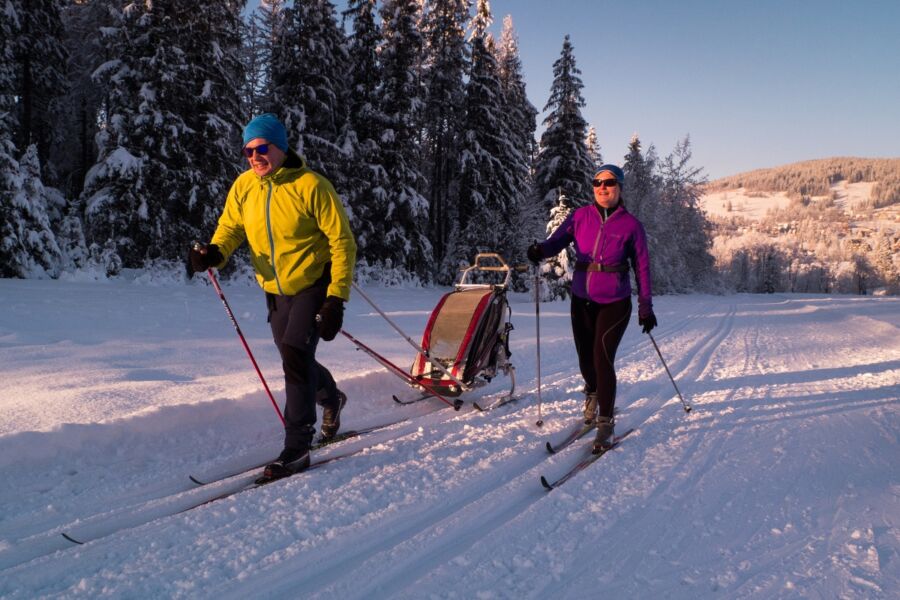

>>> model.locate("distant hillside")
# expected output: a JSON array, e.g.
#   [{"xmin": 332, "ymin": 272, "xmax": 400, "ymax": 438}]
[
  {"xmin": 705, "ymin": 157, "xmax": 900, "ymax": 208},
  {"xmin": 700, "ymin": 158, "xmax": 899, "ymax": 296}
]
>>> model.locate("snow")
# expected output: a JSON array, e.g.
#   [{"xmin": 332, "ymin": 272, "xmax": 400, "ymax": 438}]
[
  {"xmin": 0, "ymin": 277, "xmax": 898, "ymax": 598},
  {"xmin": 700, "ymin": 188, "xmax": 792, "ymax": 220}
]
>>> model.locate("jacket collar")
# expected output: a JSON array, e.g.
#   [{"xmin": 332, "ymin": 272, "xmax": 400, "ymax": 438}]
[
  {"xmin": 594, "ymin": 201, "xmax": 624, "ymax": 222},
  {"xmin": 257, "ymin": 149, "xmax": 307, "ymax": 183}
]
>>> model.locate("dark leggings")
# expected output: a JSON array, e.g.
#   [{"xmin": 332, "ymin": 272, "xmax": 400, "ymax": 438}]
[{"xmin": 570, "ymin": 296, "xmax": 632, "ymax": 419}]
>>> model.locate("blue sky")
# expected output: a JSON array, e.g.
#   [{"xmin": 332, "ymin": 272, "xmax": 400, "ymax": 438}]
[
  {"xmin": 488, "ymin": 0, "xmax": 900, "ymax": 179},
  {"xmin": 250, "ymin": 0, "xmax": 900, "ymax": 180}
]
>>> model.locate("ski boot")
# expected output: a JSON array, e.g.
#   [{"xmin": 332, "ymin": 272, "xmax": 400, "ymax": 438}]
[
  {"xmin": 257, "ymin": 446, "xmax": 311, "ymax": 484},
  {"xmin": 320, "ymin": 389, "xmax": 347, "ymax": 441},
  {"xmin": 591, "ymin": 416, "xmax": 615, "ymax": 454}
]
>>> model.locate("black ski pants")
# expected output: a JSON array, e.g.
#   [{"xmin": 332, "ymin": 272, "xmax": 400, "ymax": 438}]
[
  {"xmin": 267, "ymin": 279, "xmax": 338, "ymax": 451},
  {"xmin": 570, "ymin": 295, "xmax": 632, "ymax": 419}
]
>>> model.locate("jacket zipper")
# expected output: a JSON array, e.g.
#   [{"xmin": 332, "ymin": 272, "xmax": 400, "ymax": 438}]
[
  {"xmin": 586, "ymin": 207, "xmax": 609, "ymax": 291},
  {"xmin": 264, "ymin": 179, "xmax": 284, "ymax": 295}
]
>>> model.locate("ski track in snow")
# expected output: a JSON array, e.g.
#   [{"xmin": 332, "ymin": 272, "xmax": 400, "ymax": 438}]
[{"xmin": 0, "ymin": 279, "xmax": 898, "ymax": 599}]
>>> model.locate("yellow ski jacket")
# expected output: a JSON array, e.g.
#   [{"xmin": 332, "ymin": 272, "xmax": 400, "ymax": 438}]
[{"xmin": 211, "ymin": 152, "xmax": 356, "ymax": 300}]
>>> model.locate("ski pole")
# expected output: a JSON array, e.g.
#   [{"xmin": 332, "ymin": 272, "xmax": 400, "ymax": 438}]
[
  {"xmin": 198, "ymin": 252, "xmax": 285, "ymax": 426},
  {"xmin": 647, "ymin": 332, "xmax": 692, "ymax": 413},
  {"xmin": 534, "ymin": 269, "xmax": 544, "ymax": 427},
  {"xmin": 339, "ymin": 328, "xmax": 463, "ymax": 411},
  {"xmin": 351, "ymin": 282, "xmax": 468, "ymax": 391}
]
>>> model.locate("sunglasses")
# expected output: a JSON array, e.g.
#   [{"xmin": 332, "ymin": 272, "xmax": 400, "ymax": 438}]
[
  {"xmin": 592, "ymin": 178, "xmax": 619, "ymax": 189},
  {"xmin": 242, "ymin": 144, "xmax": 270, "ymax": 158}
]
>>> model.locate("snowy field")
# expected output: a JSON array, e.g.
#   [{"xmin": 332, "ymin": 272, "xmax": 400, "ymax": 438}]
[{"xmin": 0, "ymin": 276, "xmax": 898, "ymax": 599}]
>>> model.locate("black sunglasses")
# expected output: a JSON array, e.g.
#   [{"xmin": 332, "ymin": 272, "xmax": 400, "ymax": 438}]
[
  {"xmin": 592, "ymin": 178, "xmax": 619, "ymax": 188},
  {"xmin": 242, "ymin": 143, "xmax": 270, "ymax": 158}
]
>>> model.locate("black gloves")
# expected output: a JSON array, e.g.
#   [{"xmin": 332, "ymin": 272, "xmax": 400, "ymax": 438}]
[
  {"xmin": 526, "ymin": 242, "xmax": 542, "ymax": 265},
  {"xmin": 187, "ymin": 243, "xmax": 224, "ymax": 278},
  {"xmin": 317, "ymin": 296, "xmax": 345, "ymax": 341},
  {"xmin": 639, "ymin": 312, "xmax": 657, "ymax": 334}
]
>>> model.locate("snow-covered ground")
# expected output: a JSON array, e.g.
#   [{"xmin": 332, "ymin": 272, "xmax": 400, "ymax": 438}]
[{"xmin": 1, "ymin": 276, "xmax": 898, "ymax": 599}]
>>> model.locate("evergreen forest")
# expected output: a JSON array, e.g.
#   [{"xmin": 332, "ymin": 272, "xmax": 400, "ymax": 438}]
[{"xmin": 2, "ymin": 1, "xmax": 894, "ymax": 296}]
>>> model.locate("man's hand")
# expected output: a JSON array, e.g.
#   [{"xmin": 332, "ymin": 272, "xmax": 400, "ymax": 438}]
[
  {"xmin": 317, "ymin": 296, "xmax": 345, "ymax": 341},
  {"xmin": 187, "ymin": 243, "xmax": 224, "ymax": 278}
]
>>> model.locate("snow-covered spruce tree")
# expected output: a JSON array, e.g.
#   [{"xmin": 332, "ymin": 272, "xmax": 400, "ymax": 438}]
[
  {"xmin": 658, "ymin": 136, "xmax": 715, "ymax": 292},
  {"xmin": 585, "ymin": 125, "xmax": 602, "ymax": 172},
  {"xmin": 540, "ymin": 192, "xmax": 575, "ymax": 300},
  {"xmin": 623, "ymin": 134, "xmax": 683, "ymax": 292},
  {"xmin": 419, "ymin": 0, "xmax": 469, "ymax": 266},
  {"xmin": 0, "ymin": 145, "xmax": 64, "ymax": 277},
  {"xmin": 872, "ymin": 230, "xmax": 899, "ymax": 293},
  {"xmin": 52, "ymin": 0, "xmax": 117, "ymax": 199},
  {"xmin": 7, "ymin": 0, "xmax": 68, "ymax": 184},
  {"xmin": 374, "ymin": 0, "xmax": 432, "ymax": 281},
  {"xmin": 1, "ymin": 0, "xmax": 21, "ymax": 265},
  {"xmin": 532, "ymin": 35, "xmax": 594, "ymax": 216},
  {"xmin": 245, "ymin": 0, "xmax": 288, "ymax": 118},
  {"xmin": 269, "ymin": 0, "xmax": 349, "ymax": 189},
  {"xmin": 622, "ymin": 133, "xmax": 659, "ymax": 224},
  {"xmin": 494, "ymin": 14, "xmax": 537, "ymax": 271},
  {"xmin": 452, "ymin": 0, "xmax": 516, "ymax": 273},
  {"xmin": 0, "ymin": 1, "xmax": 68, "ymax": 278},
  {"xmin": 340, "ymin": 0, "xmax": 394, "ymax": 276},
  {"xmin": 81, "ymin": 1, "xmax": 245, "ymax": 267}
]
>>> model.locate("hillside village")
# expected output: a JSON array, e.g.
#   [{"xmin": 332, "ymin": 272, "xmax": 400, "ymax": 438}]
[{"xmin": 700, "ymin": 158, "xmax": 900, "ymax": 295}]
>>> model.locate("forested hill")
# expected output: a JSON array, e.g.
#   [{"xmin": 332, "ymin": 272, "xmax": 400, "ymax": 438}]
[
  {"xmin": 701, "ymin": 157, "xmax": 899, "ymax": 296},
  {"xmin": 705, "ymin": 157, "xmax": 900, "ymax": 206}
]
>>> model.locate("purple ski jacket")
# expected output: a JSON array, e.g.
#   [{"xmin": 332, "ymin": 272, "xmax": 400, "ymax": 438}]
[{"xmin": 538, "ymin": 202, "xmax": 653, "ymax": 318}]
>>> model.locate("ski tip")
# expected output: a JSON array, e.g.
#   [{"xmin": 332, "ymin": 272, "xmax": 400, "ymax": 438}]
[
  {"xmin": 540, "ymin": 476, "xmax": 554, "ymax": 491},
  {"xmin": 472, "ymin": 402, "xmax": 484, "ymax": 412},
  {"xmin": 189, "ymin": 475, "xmax": 206, "ymax": 485},
  {"xmin": 545, "ymin": 441, "xmax": 556, "ymax": 454},
  {"xmin": 61, "ymin": 532, "xmax": 84, "ymax": 545},
  {"xmin": 392, "ymin": 395, "xmax": 402, "ymax": 404}
]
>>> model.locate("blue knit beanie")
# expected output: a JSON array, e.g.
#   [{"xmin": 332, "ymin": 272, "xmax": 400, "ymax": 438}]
[
  {"xmin": 242, "ymin": 113, "xmax": 289, "ymax": 152},
  {"xmin": 595, "ymin": 164, "xmax": 625, "ymax": 184}
]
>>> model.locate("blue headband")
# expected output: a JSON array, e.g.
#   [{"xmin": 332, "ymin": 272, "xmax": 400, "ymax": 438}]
[{"xmin": 595, "ymin": 164, "xmax": 625, "ymax": 183}]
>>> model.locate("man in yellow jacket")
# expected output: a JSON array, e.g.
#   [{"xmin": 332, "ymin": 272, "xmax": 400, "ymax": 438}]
[{"xmin": 188, "ymin": 113, "xmax": 357, "ymax": 481}]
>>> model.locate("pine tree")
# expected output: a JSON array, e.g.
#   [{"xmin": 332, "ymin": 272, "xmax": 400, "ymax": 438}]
[
  {"xmin": 540, "ymin": 192, "xmax": 575, "ymax": 300},
  {"xmin": 269, "ymin": 0, "xmax": 349, "ymax": 187},
  {"xmin": 340, "ymin": 0, "xmax": 391, "ymax": 271},
  {"xmin": 419, "ymin": 0, "xmax": 469, "ymax": 265},
  {"xmin": 622, "ymin": 133, "xmax": 658, "ymax": 223},
  {"xmin": 1, "ymin": 0, "xmax": 20, "ymax": 205},
  {"xmin": 452, "ymin": 0, "xmax": 514, "ymax": 271},
  {"xmin": 375, "ymin": 0, "xmax": 432, "ymax": 280},
  {"xmin": 0, "ymin": 1, "xmax": 68, "ymax": 278},
  {"xmin": 494, "ymin": 14, "xmax": 537, "ymax": 268},
  {"xmin": 585, "ymin": 125, "xmax": 603, "ymax": 172},
  {"xmin": 53, "ymin": 0, "xmax": 116, "ymax": 198},
  {"xmin": 0, "ymin": 145, "xmax": 63, "ymax": 277},
  {"xmin": 247, "ymin": 0, "xmax": 288, "ymax": 116},
  {"xmin": 533, "ymin": 35, "xmax": 593, "ymax": 215},
  {"xmin": 659, "ymin": 136, "xmax": 714, "ymax": 292},
  {"xmin": 81, "ymin": 1, "xmax": 246, "ymax": 267},
  {"xmin": 7, "ymin": 0, "xmax": 68, "ymax": 183}
]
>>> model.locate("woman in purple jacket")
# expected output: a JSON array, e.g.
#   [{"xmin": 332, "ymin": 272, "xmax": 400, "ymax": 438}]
[{"xmin": 527, "ymin": 164, "xmax": 656, "ymax": 452}]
